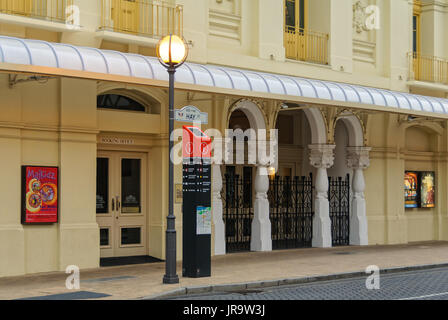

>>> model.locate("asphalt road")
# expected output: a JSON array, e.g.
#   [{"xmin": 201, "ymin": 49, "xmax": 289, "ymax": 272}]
[{"xmin": 171, "ymin": 267, "xmax": 448, "ymax": 300}]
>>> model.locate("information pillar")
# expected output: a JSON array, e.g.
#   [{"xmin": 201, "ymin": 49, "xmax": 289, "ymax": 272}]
[{"xmin": 182, "ymin": 126, "xmax": 212, "ymax": 278}]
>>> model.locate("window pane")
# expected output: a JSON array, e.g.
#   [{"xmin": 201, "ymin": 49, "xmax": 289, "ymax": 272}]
[
  {"xmin": 97, "ymin": 94, "xmax": 146, "ymax": 112},
  {"xmin": 96, "ymin": 158, "xmax": 109, "ymax": 214},
  {"xmin": 121, "ymin": 228, "xmax": 141, "ymax": 245},
  {"xmin": 121, "ymin": 159, "xmax": 141, "ymax": 213},
  {"xmin": 413, "ymin": 15, "xmax": 418, "ymax": 53},
  {"xmin": 285, "ymin": 0, "xmax": 295, "ymax": 28},
  {"xmin": 299, "ymin": 0, "xmax": 305, "ymax": 30},
  {"xmin": 100, "ymin": 228, "xmax": 109, "ymax": 246}
]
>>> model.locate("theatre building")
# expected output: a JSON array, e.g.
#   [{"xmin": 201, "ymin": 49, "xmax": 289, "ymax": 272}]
[{"xmin": 1, "ymin": 0, "xmax": 448, "ymax": 277}]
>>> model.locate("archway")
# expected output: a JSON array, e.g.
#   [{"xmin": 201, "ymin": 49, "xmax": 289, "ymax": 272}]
[
  {"xmin": 272, "ymin": 106, "xmax": 328, "ymax": 250},
  {"xmin": 331, "ymin": 113, "xmax": 370, "ymax": 246}
]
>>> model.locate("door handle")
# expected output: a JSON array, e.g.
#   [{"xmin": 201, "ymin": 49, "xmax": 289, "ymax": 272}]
[
  {"xmin": 116, "ymin": 196, "xmax": 121, "ymax": 211},
  {"xmin": 112, "ymin": 198, "xmax": 115, "ymax": 211}
]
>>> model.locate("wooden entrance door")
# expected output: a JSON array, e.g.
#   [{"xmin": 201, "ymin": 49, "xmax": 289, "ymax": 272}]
[{"xmin": 96, "ymin": 151, "xmax": 147, "ymax": 257}]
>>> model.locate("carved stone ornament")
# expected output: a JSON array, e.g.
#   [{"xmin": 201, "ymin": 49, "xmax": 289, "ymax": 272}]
[
  {"xmin": 346, "ymin": 146, "xmax": 371, "ymax": 170},
  {"xmin": 353, "ymin": 1, "xmax": 368, "ymax": 33},
  {"xmin": 309, "ymin": 145, "xmax": 336, "ymax": 169}
]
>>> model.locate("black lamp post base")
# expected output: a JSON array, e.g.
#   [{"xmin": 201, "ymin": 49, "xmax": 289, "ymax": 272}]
[{"xmin": 163, "ymin": 274, "xmax": 179, "ymax": 284}]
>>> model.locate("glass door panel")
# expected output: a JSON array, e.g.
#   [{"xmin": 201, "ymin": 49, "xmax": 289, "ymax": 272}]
[{"xmin": 121, "ymin": 158, "xmax": 141, "ymax": 214}]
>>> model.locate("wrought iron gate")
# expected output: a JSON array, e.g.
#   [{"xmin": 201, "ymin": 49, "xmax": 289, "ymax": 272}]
[
  {"xmin": 328, "ymin": 174, "xmax": 350, "ymax": 247},
  {"xmin": 268, "ymin": 175, "xmax": 314, "ymax": 250},
  {"xmin": 222, "ymin": 171, "xmax": 253, "ymax": 252}
]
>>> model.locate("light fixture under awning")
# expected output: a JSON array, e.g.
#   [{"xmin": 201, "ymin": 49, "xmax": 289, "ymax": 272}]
[{"xmin": 0, "ymin": 35, "xmax": 447, "ymax": 119}]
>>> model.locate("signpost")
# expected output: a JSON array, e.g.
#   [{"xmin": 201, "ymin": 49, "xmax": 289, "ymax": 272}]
[{"xmin": 182, "ymin": 125, "xmax": 212, "ymax": 278}]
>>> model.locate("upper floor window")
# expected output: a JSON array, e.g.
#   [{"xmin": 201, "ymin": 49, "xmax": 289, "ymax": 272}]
[
  {"xmin": 413, "ymin": 1, "xmax": 421, "ymax": 53},
  {"xmin": 284, "ymin": 0, "xmax": 328, "ymax": 65},
  {"xmin": 97, "ymin": 94, "xmax": 146, "ymax": 112},
  {"xmin": 285, "ymin": 0, "xmax": 306, "ymax": 32}
]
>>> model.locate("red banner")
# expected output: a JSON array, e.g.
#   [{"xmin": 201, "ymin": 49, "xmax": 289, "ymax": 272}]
[{"xmin": 22, "ymin": 166, "xmax": 58, "ymax": 224}]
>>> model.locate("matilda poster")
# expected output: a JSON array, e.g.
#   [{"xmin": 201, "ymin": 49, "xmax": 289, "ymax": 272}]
[
  {"xmin": 404, "ymin": 172, "xmax": 419, "ymax": 208},
  {"xmin": 22, "ymin": 166, "xmax": 58, "ymax": 224},
  {"xmin": 420, "ymin": 172, "xmax": 435, "ymax": 208}
]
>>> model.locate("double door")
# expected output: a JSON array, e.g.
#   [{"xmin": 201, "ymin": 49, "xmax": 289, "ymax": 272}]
[
  {"xmin": 112, "ymin": 0, "xmax": 140, "ymax": 34},
  {"xmin": 96, "ymin": 151, "xmax": 147, "ymax": 258}
]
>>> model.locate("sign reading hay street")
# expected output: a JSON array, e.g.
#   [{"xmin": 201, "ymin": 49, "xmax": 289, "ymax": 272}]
[{"xmin": 175, "ymin": 105, "xmax": 208, "ymax": 124}]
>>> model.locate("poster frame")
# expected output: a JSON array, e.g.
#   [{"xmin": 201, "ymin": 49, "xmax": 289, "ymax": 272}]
[
  {"xmin": 420, "ymin": 171, "xmax": 436, "ymax": 209},
  {"xmin": 21, "ymin": 165, "xmax": 59, "ymax": 225}
]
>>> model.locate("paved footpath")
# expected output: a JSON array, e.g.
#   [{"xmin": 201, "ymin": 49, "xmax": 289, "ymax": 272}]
[{"xmin": 1, "ymin": 241, "xmax": 448, "ymax": 300}]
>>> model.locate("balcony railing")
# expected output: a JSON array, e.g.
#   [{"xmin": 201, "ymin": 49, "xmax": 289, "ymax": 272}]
[
  {"xmin": 100, "ymin": 0, "xmax": 183, "ymax": 38},
  {"xmin": 0, "ymin": 0, "xmax": 72, "ymax": 23},
  {"xmin": 284, "ymin": 26, "xmax": 329, "ymax": 65},
  {"xmin": 408, "ymin": 52, "xmax": 448, "ymax": 85}
]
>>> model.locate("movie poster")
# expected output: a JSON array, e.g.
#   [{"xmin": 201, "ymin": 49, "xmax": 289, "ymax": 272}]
[
  {"xmin": 22, "ymin": 166, "xmax": 58, "ymax": 224},
  {"xmin": 405, "ymin": 172, "xmax": 419, "ymax": 208},
  {"xmin": 420, "ymin": 172, "xmax": 435, "ymax": 208}
]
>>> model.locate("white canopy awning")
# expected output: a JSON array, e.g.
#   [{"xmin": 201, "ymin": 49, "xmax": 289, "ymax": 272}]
[{"xmin": 0, "ymin": 35, "xmax": 447, "ymax": 118}]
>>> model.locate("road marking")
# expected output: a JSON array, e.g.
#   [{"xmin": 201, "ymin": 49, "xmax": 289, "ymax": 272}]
[{"xmin": 398, "ymin": 292, "xmax": 448, "ymax": 300}]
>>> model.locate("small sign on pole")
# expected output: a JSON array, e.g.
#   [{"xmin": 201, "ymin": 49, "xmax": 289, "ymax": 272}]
[{"xmin": 175, "ymin": 105, "xmax": 208, "ymax": 124}]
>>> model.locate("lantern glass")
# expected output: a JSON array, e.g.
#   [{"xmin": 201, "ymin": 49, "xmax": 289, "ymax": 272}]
[{"xmin": 157, "ymin": 35, "xmax": 188, "ymax": 66}]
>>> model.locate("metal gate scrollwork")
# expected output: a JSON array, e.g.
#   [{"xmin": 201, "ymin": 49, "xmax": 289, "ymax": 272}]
[
  {"xmin": 328, "ymin": 174, "xmax": 350, "ymax": 247},
  {"xmin": 268, "ymin": 174, "xmax": 314, "ymax": 250},
  {"xmin": 222, "ymin": 172, "xmax": 253, "ymax": 252}
]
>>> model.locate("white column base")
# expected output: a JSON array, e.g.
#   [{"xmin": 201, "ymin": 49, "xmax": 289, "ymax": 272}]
[
  {"xmin": 251, "ymin": 198, "xmax": 272, "ymax": 251},
  {"xmin": 350, "ymin": 197, "xmax": 368, "ymax": 246},
  {"xmin": 312, "ymin": 199, "xmax": 332, "ymax": 248},
  {"xmin": 212, "ymin": 164, "xmax": 226, "ymax": 255},
  {"xmin": 212, "ymin": 199, "xmax": 226, "ymax": 255},
  {"xmin": 251, "ymin": 166, "xmax": 272, "ymax": 252}
]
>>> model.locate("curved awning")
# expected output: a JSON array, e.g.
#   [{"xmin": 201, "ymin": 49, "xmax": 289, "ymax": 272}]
[{"xmin": 0, "ymin": 35, "xmax": 447, "ymax": 118}]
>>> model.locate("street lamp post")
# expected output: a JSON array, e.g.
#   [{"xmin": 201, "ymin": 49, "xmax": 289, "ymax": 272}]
[{"xmin": 157, "ymin": 34, "xmax": 188, "ymax": 284}]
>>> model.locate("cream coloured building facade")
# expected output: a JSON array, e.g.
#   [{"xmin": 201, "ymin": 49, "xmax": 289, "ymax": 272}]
[{"xmin": 1, "ymin": 0, "xmax": 448, "ymax": 277}]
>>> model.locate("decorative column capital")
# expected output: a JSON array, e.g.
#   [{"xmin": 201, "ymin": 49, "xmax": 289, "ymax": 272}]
[
  {"xmin": 309, "ymin": 144, "xmax": 336, "ymax": 169},
  {"xmin": 346, "ymin": 146, "xmax": 372, "ymax": 170}
]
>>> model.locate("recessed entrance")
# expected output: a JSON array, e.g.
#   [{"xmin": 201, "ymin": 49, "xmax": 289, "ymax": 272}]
[{"xmin": 96, "ymin": 151, "xmax": 148, "ymax": 258}]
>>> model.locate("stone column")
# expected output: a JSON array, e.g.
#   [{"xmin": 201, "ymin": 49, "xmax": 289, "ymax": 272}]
[
  {"xmin": 251, "ymin": 165, "xmax": 272, "ymax": 252},
  {"xmin": 212, "ymin": 164, "xmax": 226, "ymax": 255},
  {"xmin": 309, "ymin": 144, "xmax": 336, "ymax": 248},
  {"xmin": 346, "ymin": 147, "xmax": 371, "ymax": 246}
]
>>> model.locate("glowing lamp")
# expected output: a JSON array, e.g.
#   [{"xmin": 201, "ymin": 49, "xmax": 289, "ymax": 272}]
[{"xmin": 157, "ymin": 34, "xmax": 188, "ymax": 68}]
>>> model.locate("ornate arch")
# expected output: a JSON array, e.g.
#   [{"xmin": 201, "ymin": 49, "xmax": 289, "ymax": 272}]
[
  {"xmin": 333, "ymin": 110, "xmax": 365, "ymax": 147},
  {"xmin": 227, "ymin": 99, "xmax": 268, "ymax": 131},
  {"xmin": 271, "ymin": 104, "xmax": 328, "ymax": 144}
]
